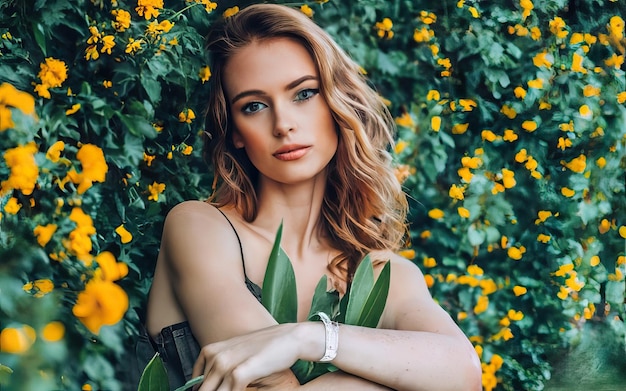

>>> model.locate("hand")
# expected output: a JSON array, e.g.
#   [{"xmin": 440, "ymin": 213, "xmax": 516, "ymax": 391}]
[{"xmin": 192, "ymin": 323, "xmax": 312, "ymax": 391}]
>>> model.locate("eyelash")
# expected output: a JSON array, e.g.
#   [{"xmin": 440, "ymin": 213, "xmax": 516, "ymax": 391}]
[{"xmin": 241, "ymin": 88, "xmax": 320, "ymax": 115}]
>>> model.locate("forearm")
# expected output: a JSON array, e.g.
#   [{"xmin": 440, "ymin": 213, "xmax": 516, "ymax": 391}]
[
  {"xmin": 295, "ymin": 323, "xmax": 481, "ymax": 391},
  {"xmin": 300, "ymin": 371, "xmax": 392, "ymax": 390}
]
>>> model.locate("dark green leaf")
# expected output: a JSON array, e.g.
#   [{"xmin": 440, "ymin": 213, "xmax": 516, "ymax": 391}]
[
  {"xmin": 137, "ymin": 353, "xmax": 168, "ymax": 391},
  {"xmin": 306, "ymin": 275, "xmax": 339, "ymax": 320},
  {"xmin": 344, "ymin": 254, "xmax": 374, "ymax": 325},
  {"xmin": 357, "ymin": 261, "xmax": 390, "ymax": 327},
  {"xmin": 262, "ymin": 222, "xmax": 297, "ymax": 324}
]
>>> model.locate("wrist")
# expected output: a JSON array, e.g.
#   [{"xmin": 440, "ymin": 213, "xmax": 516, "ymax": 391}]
[{"xmin": 294, "ymin": 321, "xmax": 326, "ymax": 362}]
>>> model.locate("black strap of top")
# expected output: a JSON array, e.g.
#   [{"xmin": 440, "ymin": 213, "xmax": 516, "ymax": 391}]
[{"xmin": 216, "ymin": 208, "xmax": 247, "ymax": 276}]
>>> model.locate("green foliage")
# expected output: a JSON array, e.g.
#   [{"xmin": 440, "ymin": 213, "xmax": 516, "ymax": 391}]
[
  {"xmin": 261, "ymin": 223, "xmax": 390, "ymax": 384},
  {"xmin": 0, "ymin": 0, "xmax": 624, "ymax": 390}
]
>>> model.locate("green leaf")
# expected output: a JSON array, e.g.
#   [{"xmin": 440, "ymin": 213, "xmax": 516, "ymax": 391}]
[
  {"xmin": 0, "ymin": 364, "xmax": 13, "ymax": 385},
  {"xmin": 262, "ymin": 222, "xmax": 297, "ymax": 324},
  {"xmin": 137, "ymin": 353, "xmax": 169, "ymax": 391},
  {"xmin": 174, "ymin": 376, "xmax": 204, "ymax": 391},
  {"xmin": 116, "ymin": 113, "xmax": 158, "ymax": 140},
  {"xmin": 306, "ymin": 275, "xmax": 339, "ymax": 320},
  {"xmin": 356, "ymin": 261, "xmax": 390, "ymax": 327},
  {"xmin": 32, "ymin": 22, "xmax": 46, "ymax": 56},
  {"xmin": 344, "ymin": 255, "xmax": 374, "ymax": 325}
]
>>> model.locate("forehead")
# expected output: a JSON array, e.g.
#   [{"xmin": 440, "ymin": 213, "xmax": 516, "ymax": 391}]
[{"xmin": 222, "ymin": 37, "xmax": 319, "ymax": 98}]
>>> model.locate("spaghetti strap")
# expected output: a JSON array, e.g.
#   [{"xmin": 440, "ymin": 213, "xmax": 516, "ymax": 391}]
[{"xmin": 215, "ymin": 208, "xmax": 263, "ymax": 302}]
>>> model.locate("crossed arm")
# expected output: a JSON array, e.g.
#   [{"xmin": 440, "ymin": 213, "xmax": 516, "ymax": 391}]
[{"xmin": 160, "ymin": 203, "xmax": 482, "ymax": 391}]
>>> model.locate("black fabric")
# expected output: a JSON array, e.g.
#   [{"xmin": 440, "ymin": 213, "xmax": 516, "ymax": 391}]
[{"xmin": 126, "ymin": 208, "xmax": 263, "ymax": 390}]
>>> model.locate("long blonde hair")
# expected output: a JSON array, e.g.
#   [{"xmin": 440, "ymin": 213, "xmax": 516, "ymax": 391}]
[{"xmin": 204, "ymin": 4, "xmax": 408, "ymax": 292}]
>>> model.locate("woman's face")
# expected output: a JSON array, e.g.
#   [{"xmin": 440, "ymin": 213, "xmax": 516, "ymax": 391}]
[{"xmin": 223, "ymin": 37, "xmax": 338, "ymax": 186}]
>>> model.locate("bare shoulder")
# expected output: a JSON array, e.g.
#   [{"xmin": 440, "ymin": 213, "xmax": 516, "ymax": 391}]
[{"xmin": 160, "ymin": 201, "xmax": 241, "ymax": 274}]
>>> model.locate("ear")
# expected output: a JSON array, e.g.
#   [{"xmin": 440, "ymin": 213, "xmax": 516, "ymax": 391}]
[{"xmin": 232, "ymin": 129, "xmax": 245, "ymax": 149}]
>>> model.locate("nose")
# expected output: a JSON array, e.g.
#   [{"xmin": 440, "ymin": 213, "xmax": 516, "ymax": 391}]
[{"xmin": 273, "ymin": 103, "xmax": 295, "ymax": 137}]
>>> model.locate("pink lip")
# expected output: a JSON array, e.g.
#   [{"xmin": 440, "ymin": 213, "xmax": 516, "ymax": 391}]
[{"xmin": 273, "ymin": 145, "xmax": 311, "ymax": 161}]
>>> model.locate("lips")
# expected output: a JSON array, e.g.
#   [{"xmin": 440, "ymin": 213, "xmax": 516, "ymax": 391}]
[{"xmin": 273, "ymin": 144, "xmax": 311, "ymax": 161}]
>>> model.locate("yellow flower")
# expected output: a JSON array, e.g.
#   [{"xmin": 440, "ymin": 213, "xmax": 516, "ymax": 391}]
[
  {"xmin": 1, "ymin": 142, "xmax": 39, "ymax": 195},
  {"xmin": 115, "ymin": 224, "xmax": 133, "ymax": 244},
  {"xmin": 579, "ymin": 104, "xmax": 592, "ymax": 118},
  {"xmin": 420, "ymin": 230, "xmax": 432, "ymax": 239},
  {"xmin": 520, "ymin": 0, "xmax": 534, "ymax": 20},
  {"xmin": 619, "ymin": 226, "xmax": 626, "ymax": 239},
  {"xmin": 514, "ymin": 86, "xmax": 526, "ymax": 99},
  {"xmin": 521, "ymin": 120, "xmax": 537, "ymax": 132},
  {"xmin": 111, "ymin": 9, "xmax": 131, "ymax": 32},
  {"xmin": 474, "ymin": 295, "xmax": 489, "ymax": 314},
  {"xmin": 608, "ymin": 15, "xmax": 625, "ymax": 40},
  {"xmin": 424, "ymin": 274, "xmax": 435, "ymax": 288},
  {"xmin": 461, "ymin": 156, "xmax": 482, "ymax": 169},
  {"xmin": 507, "ymin": 246, "xmax": 524, "ymax": 260},
  {"xmin": 527, "ymin": 78, "xmax": 543, "ymax": 89},
  {"xmin": 46, "ymin": 141, "xmax": 65, "ymax": 162},
  {"xmin": 182, "ymin": 145, "xmax": 193, "ymax": 155},
  {"xmin": 598, "ymin": 218, "xmax": 611, "ymax": 234},
  {"xmin": 590, "ymin": 255, "xmax": 601, "ymax": 267},
  {"xmin": 65, "ymin": 103, "xmax": 81, "ymax": 116},
  {"xmin": 419, "ymin": 11, "xmax": 437, "ymax": 24},
  {"xmin": 557, "ymin": 137, "xmax": 572, "ymax": 150},
  {"xmin": 563, "ymin": 154, "xmax": 586, "ymax": 173},
  {"xmin": 125, "ymin": 38, "xmax": 144, "ymax": 54},
  {"xmin": 223, "ymin": 6, "xmax": 239, "ymax": 18},
  {"xmin": 428, "ymin": 208, "xmax": 445, "ymax": 219},
  {"xmin": 508, "ymin": 309, "xmax": 524, "ymax": 321},
  {"xmin": 503, "ymin": 129, "xmax": 518, "ymax": 142},
  {"xmin": 549, "ymin": 16, "xmax": 569, "ymax": 39},
  {"xmin": 458, "ymin": 207, "xmax": 471, "ymax": 218},
  {"xmin": 34, "ymin": 224, "xmax": 58, "ymax": 247},
  {"xmin": 199, "ymin": 66, "xmax": 211, "ymax": 83},
  {"xmin": 4, "ymin": 197, "xmax": 21, "ymax": 214},
  {"xmin": 561, "ymin": 187, "xmax": 575, "ymax": 197},
  {"xmin": 617, "ymin": 91, "xmax": 626, "ymax": 104},
  {"xmin": 0, "ymin": 83, "xmax": 36, "ymax": 131},
  {"xmin": 501, "ymin": 168, "xmax": 516, "ymax": 188},
  {"xmin": 375, "ymin": 18, "xmax": 394, "ymax": 39},
  {"xmin": 426, "ymin": 89, "xmax": 440, "ymax": 101},
  {"xmin": 72, "ymin": 279, "xmax": 129, "ymax": 334},
  {"xmin": 413, "ymin": 27, "xmax": 433, "ymax": 43},
  {"xmin": 458, "ymin": 167, "xmax": 473, "ymax": 182},
  {"xmin": 459, "ymin": 99, "xmax": 477, "ymax": 111},
  {"xmin": 452, "ymin": 123, "xmax": 469, "ymax": 134},
  {"xmin": 557, "ymin": 286, "xmax": 570, "ymax": 300},
  {"xmin": 571, "ymin": 52, "xmax": 587, "ymax": 73},
  {"xmin": 449, "ymin": 184, "xmax": 465, "ymax": 200},
  {"xmin": 431, "ymin": 115, "xmax": 441, "ymax": 132},
  {"xmin": 178, "ymin": 108, "xmax": 196, "ymax": 123},
  {"xmin": 35, "ymin": 58, "xmax": 68, "ymax": 98},
  {"xmin": 143, "ymin": 152, "xmax": 156, "ymax": 167},
  {"xmin": 480, "ymin": 130, "xmax": 496, "ymax": 142},
  {"xmin": 513, "ymin": 285, "xmax": 527, "ymax": 296},
  {"xmin": 96, "ymin": 251, "xmax": 128, "ymax": 282},
  {"xmin": 397, "ymin": 249, "xmax": 415, "ymax": 259},
  {"xmin": 136, "ymin": 0, "xmax": 164, "ymax": 19},
  {"xmin": 148, "ymin": 181, "xmax": 166, "ymax": 201},
  {"xmin": 395, "ymin": 112, "xmax": 414, "ymax": 128},
  {"xmin": 69, "ymin": 144, "xmax": 108, "ymax": 194},
  {"xmin": 423, "ymin": 257, "xmax": 437, "ymax": 268},
  {"xmin": 23, "ymin": 278, "xmax": 54, "ymax": 297},
  {"xmin": 467, "ymin": 264, "xmax": 484, "ymax": 276},
  {"xmin": 537, "ymin": 233, "xmax": 551, "ymax": 243},
  {"xmin": 480, "ymin": 279, "xmax": 497, "ymax": 295},
  {"xmin": 0, "ymin": 325, "xmax": 36, "ymax": 353},
  {"xmin": 468, "ymin": 6, "xmax": 480, "ymax": 18},
  {"xmin": 394, "ymin": 140, "xmax": 407, "ymax": 155},
  {"xmin": 42, "ymin": 321, "xmax": 65, "ymax": 342},
  {"xmin": 500, "ymin": 105, "xmax": 517, "ymax": 119},
  {"xmin": 100, "ymin": 35, "xmax": 115, "ymax": 54},
  {"xmin": 300, "ymin": 4, "xmax": 314, "ymax": 17},
  {"xmin": 583, "ymin": 85, "xmax": 601, "ymax": 97}
]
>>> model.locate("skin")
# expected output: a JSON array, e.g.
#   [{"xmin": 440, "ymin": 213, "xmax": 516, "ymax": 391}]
[{"xmin": 146, "ymin": 37, "xmax": 482, "ymax": 391}]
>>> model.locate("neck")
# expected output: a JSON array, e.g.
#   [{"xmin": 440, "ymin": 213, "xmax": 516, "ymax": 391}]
[{"xmin": 253, "ymin": 173, "xmax": 330, "ymax": 261}]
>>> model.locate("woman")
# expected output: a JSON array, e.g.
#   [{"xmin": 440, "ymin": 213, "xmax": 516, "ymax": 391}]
[{"xmin": 136, "ymin": 4, "xmax": 481, "ymax": 390}]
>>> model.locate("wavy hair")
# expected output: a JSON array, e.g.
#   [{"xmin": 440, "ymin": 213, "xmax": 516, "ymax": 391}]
[{"xmin": 204, "ymin": 4, "xmax": 408, "ymax": 293}]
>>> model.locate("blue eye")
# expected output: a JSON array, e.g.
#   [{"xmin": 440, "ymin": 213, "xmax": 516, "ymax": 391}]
[
  {"xmin": 242, "ymin": 101, "xmax": 267, "ymax": 114},
  {"xmin": 295, "ymin": 88, "xmax": 319, "ymax": 101}
]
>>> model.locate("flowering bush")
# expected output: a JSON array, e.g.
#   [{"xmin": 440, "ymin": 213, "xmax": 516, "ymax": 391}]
[{"xmin": 0, "ymin": 0, "xmax": 624, "ymax": 390}]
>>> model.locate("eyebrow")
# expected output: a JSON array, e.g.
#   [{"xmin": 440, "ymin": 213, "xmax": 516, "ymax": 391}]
[{"xmin": 230, "ymin": 75, "xmax": 318, "ymax": 104}]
